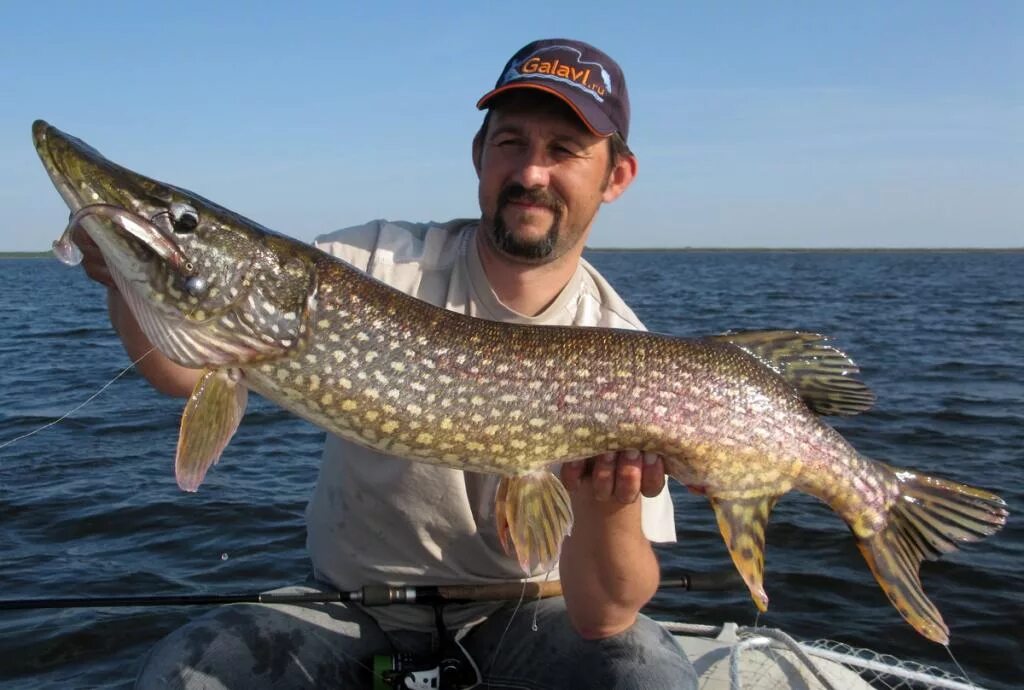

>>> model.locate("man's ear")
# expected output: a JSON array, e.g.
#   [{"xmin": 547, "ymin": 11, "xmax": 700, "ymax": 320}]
[
  {"xmin": 602, "ymin": 154, "xmax": 638, "ymax": 204},
  {"xmin": 471, "ymin": 129, "xmax": 484, "ymax": 175}
]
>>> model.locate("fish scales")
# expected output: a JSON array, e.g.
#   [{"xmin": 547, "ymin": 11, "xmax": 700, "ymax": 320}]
[
  {"xmin": 244, "ymin": 253, "xmax": 898, "ymax": 539},
  {"xmin": 244, "ymin": 256, "xmax": 801, "ymax": 476},
  {"xmin": 32, "ymin": 120, "xmax": 1007, "ymax": 645}
]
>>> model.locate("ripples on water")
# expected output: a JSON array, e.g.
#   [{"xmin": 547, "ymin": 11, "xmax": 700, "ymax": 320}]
[{"xmin": 1, "ymin": 252, "xmax": 1021, "ymax": 688}]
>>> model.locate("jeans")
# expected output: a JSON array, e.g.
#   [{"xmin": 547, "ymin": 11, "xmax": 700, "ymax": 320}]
[{"xmin": 135, "ymin": 583, "xmax": 698, "ymax": 689}]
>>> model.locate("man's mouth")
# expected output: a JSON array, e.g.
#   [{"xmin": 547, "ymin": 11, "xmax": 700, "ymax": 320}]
[
  {"xmin": 507, "ymin": 200, "xmax": 552, "ymax": 211},
  {"xmin": 498, "ymin": 184, "xmax": 562, "ymax": 216}
]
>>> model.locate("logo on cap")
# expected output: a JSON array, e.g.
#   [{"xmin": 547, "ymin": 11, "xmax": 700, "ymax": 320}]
[{"xmin": 500, "ymin": 45, "xmax": 613, "ymax": 102}]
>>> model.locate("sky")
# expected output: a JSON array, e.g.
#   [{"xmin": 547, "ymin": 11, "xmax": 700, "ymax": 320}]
[{"xmin": 1, "ymin": 1, "xmax": 1020, "ymax": 250}]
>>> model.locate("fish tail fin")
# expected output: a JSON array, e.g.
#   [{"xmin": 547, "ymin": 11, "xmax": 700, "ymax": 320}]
[
  {"xmin": 857, "ymin": 465, "xmax": 1008, "ymax": 644},
  {"xmin": 495, "ymin": 471, "xmax": 573, "ymax": 574}
]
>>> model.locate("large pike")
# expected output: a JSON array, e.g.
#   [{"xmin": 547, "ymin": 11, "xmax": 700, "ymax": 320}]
[{"xmin": 33, "ymin": 120, "xmax": 1007, "ymax": 644}]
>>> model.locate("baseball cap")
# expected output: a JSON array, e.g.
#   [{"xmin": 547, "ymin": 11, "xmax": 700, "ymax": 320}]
[{"xmin": 476, "ymin": 39, "xmax": 631, "ymax": 142}]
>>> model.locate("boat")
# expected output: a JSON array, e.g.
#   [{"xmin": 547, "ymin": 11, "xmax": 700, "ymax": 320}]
[
  {"xmin": 0, "ymin": 584, "xmax": 989, "ymax": 688},
  {"xmin": 667, "ymin": 621, "xmax": 984, "ymax": 690}
]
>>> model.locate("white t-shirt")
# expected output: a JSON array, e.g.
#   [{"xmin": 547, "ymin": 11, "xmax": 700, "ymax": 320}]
[{"xmin": 305, "ymin": 219, "xmax": 676, "ymax": 630}]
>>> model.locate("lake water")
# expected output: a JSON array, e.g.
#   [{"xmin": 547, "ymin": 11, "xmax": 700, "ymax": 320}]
[{"xmin": 1, "ymin": 250, "xmax": 1021, "ymax": 688}]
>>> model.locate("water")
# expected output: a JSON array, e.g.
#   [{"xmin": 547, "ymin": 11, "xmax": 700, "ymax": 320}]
[{"xmin": 1, "ymin": 251, "xmax": 1021, "ymax": 688}]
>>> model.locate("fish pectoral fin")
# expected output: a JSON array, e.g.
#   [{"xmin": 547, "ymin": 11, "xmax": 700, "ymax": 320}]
[
  {"xmin": 175, "ymin": 367, "xmax": 248, "ymax": 492},
  {"xmin": 709, "ymin": 494, "xmax": 779, "ymax": 611},
  {"xmin": 495, "ymin": 472, "xmax": 574, "ymax": 575},
  {"xmin": 708, "ymin": 330, "xmax": 875, "ymax": 416},
  {"xmin": 856, "ymin": 464, "xmax": 1008, "ymax": 645}
]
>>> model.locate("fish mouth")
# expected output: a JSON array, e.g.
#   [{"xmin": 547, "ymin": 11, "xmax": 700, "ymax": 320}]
[
  {"xmin": 33, "ymin": 120, "xmax": 299, "ymax": 369},
  {"xmin": 33, "ymin": 120, "xmax": 89, "ymax": 213},
  {"xmin": 33, "ymin": 120, "xmax": 191, "ymax": 272}
]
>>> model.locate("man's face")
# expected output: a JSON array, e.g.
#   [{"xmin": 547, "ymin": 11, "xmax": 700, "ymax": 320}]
[{"xmin": 475, "ymin": 94, "xmax": 621, "ymax": 264}]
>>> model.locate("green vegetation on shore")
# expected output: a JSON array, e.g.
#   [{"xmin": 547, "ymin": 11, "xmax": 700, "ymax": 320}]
[{"xmin": 0, "ymin": 251, "xmax": 51, "ymax": 258}]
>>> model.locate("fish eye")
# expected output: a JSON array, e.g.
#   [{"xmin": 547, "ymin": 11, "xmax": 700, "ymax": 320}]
[
  {"xmin": 169, "ymin": 202, "xmax": 199, "ymax": 233},
  {"xmin": 185, "ymin": 275, "xmax": 208, "ymax": 297}
]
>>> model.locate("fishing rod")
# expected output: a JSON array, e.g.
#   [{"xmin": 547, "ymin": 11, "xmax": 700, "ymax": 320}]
[{"xmin": 0, "ymin": 570, "xmax": 743, "ymax": 611}]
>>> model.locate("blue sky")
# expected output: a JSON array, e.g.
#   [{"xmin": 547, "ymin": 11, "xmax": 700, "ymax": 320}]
[{"xmin": 1, "ymin": 2, "xmax": 1020, "ymax": 250}]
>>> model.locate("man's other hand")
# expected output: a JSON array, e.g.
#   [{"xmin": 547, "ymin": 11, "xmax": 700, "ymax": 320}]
[{"xmin": 560, "ymin": 451, "xmax": 666, "ymax": 503}]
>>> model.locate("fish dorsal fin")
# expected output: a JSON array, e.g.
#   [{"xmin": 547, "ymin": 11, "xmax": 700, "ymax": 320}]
[
  {"xmin": 709, "ymin": 494, "xmax": 779, "ymax": 612},
  {"xmin": 175, "ymin": 367, "xmax": 248, "ymax": 492},
  {"xmin": 709, "ymin": 330, "xmax": 876, "ymax": 416}
]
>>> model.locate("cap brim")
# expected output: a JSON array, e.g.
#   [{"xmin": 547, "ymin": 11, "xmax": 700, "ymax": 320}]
[{"xmin": 476, "ymin": 82, "xmax": 616, "ymax": 138}]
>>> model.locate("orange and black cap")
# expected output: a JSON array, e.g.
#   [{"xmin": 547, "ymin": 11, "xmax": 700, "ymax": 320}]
[{"xmin": 476, "ymin": 39, "xmax": 630, "ymax": 142}]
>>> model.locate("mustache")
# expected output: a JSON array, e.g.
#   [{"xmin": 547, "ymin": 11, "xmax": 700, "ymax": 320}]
[{"xmin": 497, "ymin": 184, "xmax": 563, "ymax": 212}]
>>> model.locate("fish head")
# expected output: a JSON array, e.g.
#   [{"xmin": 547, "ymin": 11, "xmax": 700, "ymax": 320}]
[{"xmin": 33, "ymin": 120, "xmax": 317, "ymax": 367}]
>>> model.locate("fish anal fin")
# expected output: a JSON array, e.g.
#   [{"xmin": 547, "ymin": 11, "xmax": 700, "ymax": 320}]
[
  {"xmin": 495, "ymin": 472, "xmax": 574, "ymax": 574},
  {"xmin": 855, "ymin": 464, "xmax": 1008, "ymax": 644},
  {"xmin": 710, "ymin": 494, "xmax": 779, "ymax": 611},
  {"xmin": 708, "ymin": 330, "xmax": 875, "ymax": 416},
  {"xmin": 175, "ymin": 367, "xmax": 248, "ymax": 492}
]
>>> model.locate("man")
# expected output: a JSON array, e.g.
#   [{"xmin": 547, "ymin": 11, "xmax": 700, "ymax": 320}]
[{"xmin": 76, "ymin": 39, "xmax": 698, "ymax": 689}]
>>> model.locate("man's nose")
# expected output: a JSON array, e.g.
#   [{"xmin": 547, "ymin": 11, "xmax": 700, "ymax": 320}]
[{"xmin": 512, "ymin": 145, "xmax": 552, "ymax": 189}]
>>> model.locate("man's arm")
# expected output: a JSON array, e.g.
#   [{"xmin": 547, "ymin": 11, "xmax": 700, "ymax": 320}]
[
  {"xmin": 75, "ymin": 228, "xmax": 201, "ymax": 398},
  {"xmin": 558, "ymin": 451, "xmax": 666, "ymax": 638}
]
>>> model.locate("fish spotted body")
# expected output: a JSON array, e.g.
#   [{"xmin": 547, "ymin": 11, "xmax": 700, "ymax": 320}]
[{"xmin": 32, "ymin": 120, "xmax": 1008, "ymax": 645}]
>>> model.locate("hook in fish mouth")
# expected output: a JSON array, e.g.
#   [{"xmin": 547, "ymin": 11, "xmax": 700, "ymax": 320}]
[{"xmin": 53, "ymin": 203, "xmax": 195, "ymax": 275}]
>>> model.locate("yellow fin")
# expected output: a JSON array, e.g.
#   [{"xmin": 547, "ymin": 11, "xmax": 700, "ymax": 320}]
[
  {"xmin": 855, "ymin": 464, "xmax": 1008, "ymax": 644},
  {"xmin": 495, "ymin": 472, "xmax": 573, "ymax": 574},
  {"xmin": 709, "ymin": 495, "xmax": 779, "ymax": 611},
  {"xmin": 708, "ymin": 330, "xmax": 875, "ymax": 416},
  {"xmin": 175, "ymin": 368, "xmax": 248, "ymax": 492}
]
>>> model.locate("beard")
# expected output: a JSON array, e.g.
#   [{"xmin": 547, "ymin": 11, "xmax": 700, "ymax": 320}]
[{"xmin": 490, "ymin": 184, "xmax": 565, "ymax": 261}]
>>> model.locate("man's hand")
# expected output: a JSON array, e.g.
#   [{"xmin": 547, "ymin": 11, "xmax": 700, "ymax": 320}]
[
  {"xmin": 560, "ymin": 450, "xmax": 666, "ymax": 503},
  {"xmin": 71, "ymin": 226, "xmax": 116, "ymax": 288},
  {"xmin": 558, "ymin": 450, "xmax": 665, "ymax": 638},
  {"xmin": 66, "ymin": 225, "xmax": 201, "ymax": 398}
]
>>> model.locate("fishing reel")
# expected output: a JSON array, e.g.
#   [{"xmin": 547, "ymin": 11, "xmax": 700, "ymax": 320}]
[
  {"xmin": 370, "ymin": 599, "xmax": 478, "ymax": 690},
  {"xmin": 372, "ymin": 651, "xmax": 476, "ymax": 690}
]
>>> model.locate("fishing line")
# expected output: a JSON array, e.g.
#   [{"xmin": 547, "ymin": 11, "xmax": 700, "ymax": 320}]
[
  {"xmin": 5, "ymin": 201, "xmax": 209, "ymax": 455},
  {"xmin": 3, "ymin": 282, "xmax": 211, "ymax": 454},
  {"xmin": 483, "ymin": 578, "xmax": 530, "ymax": 682},
  {"xmin": 530, "ymin": 570, "xmax": 555, "ymax": 633},
  {"xmin": 453, "ymin": 630, "xmax": 482, "ymax": 689},
  {"xmin": 943, "ymin": 645, "xmax": 974, "ymax": 686},
  {"xmin": 0, "ymin": 347, "xmax": 156, "ymax": 452}
]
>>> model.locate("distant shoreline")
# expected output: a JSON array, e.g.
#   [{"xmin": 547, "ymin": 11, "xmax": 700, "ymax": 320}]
[
  {"xmin": 0, "ymin": 251, "xmax": 51, "ymax": 258},
  {"xmin": 584, "ymin": 247, "xmax": 1024, "ymax": 253},
  {"xmin": 3, "ymin": 248, "xmax": 1022, "ymax": 259}
]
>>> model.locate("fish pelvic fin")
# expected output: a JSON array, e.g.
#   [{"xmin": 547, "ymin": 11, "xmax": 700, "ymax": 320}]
[
  {"xmin": 708, "ymin": 330, "xmax": 875, "ymax": 416},
  {"xmin": 175, "ymin": 367, "xmax": 248, "ymax": 492},
  {"xmin": 857, "ymin": 465, "xmax": 1008, "ymax": 645},
  {"xmin": 709, "ymin": 494, "xmax": 780, "ymax": 611},
  {"xmin": 495, "ymin": 471, "xmax": 574, "ymax": 574}
]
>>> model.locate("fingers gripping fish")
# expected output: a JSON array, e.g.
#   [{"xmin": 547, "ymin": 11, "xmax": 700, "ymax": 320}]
[{"xmin": 33, "ymin": 120, "xmax": 1008, "ymax": 645}]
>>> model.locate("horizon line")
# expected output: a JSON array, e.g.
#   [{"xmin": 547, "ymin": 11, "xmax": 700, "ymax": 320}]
[{"xmin": 2, "ymin": 246, "xmax": 1023, "ymax": 259}]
